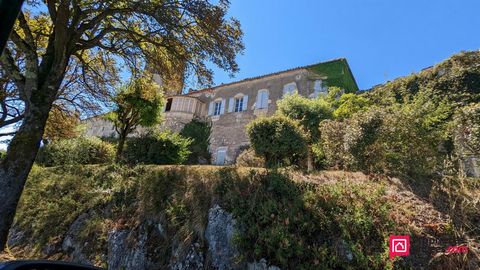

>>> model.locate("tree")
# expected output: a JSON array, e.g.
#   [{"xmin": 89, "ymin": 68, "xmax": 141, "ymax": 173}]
[
  {"xmin": 180, "ymin": 119, "xmax": 212, "ymax": 164},
  {"xmin": 0, "ymin": 0, "xmax": 243, "ymax": 250},
  {"xmin": 246, "ymin": 115, "xmax": 308, "ymax": 168},
  {"xmin": 277, "ymin": 93, "xmax": 332, "ymax": 170},
  {"xmin": 106, "ymin": 76, "xmax": 164, "ymax": 162},
  {"xmin": 43, "ymin": 106, "xmax": 81, "ymax": 142}
]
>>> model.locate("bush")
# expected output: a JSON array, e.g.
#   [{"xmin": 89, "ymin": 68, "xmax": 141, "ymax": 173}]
[
  {"xmin": 179, "ymin": 119, "xmax": 212, "ymax": 164},
  {"xmin": 315, "ymin": 120, "xmax": 348, "ymax": 169},
  {"xmin": 455, "ymin": 103, "xmax": 480, "ymax": 156},
  {"xmin": 36, "ymin": 137, "xmax": 115, "ymax": 166},
  {"xmin": 235, "ymin": 147, "xmax": 265, "ymax": 168},
  {"xmin": 216, "ymin": 170, "xmax": 397, "ymax": 269},
  {"xmin": 123, "ymin": 131, "xmax": 191, "ymax": 165},
  {"xmin": 343, "ymin": 107, "xmax": 440, "ymax": 176},
  {"xmin": 0, "ymin": 150, "xmax": 6, "ymax": 161},
  {"xmin": 246, "ymin": 115, "xmax": 308, "ymax": 168}
]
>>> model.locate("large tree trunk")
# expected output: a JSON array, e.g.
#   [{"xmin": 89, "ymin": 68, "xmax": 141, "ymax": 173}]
[
  {"xmin": 115, "ymin": 130, "xmax": 127, "ymax": 163},
  {"xmin": 0, "ymin": 84, "xmax": 57, "ymax": 251}
]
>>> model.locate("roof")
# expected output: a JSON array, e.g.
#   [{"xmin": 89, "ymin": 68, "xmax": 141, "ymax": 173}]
[{"xmin": 185, "ymin": 58, "xmax": 359, "ymax": 96}]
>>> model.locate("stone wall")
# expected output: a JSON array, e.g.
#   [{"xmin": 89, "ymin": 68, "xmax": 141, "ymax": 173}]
[
  {"xmin": 83, "ymin": 68, "xmax": 335, "ymax": 165},
  {"xmin": 189, "ymin": 68, "xmax": 325, "ymax": 165}
]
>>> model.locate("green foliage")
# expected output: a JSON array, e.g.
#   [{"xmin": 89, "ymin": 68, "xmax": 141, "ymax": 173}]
[
  {"xmin": 343, "ymin": 107, "xmax": 440, "ymax": 177},
  {"xmin": 179, "ymin": 119, "xmax": 212, "ymax": 164},
  {"xmin": 246, "ymin": 116, "xmax": 308, "ymax": 167},
  {"xmin": 107, "ymin": 76, "xmax": 165, "ymax": 130},
  {"xmin": 123, "ymin": 131, "xmax": 191, "ymax": 165},
  {"xmin": 0, "ymin": 150, "xmax": 5, "ymax": 161},
  {"xmin": 307, "ymin": 58, "xmax": 359, "ymax": 93},
  {"xmin": 235, "ymin": 147, "xmax": 265, "ymax": 168},
  {"xmin": 277, "ymin": 92, "xmax": 332, "ymax": 142},
  {"xmin": 333, "ymin": 93, "xmax": 372, "ymax": 120},
  {"xmin": 36, "ymin": 137, "xmax": 115, "ymax": 166},
  {"xmin": 315, "ymin": 120, "xmax": 348, "ymax": 169},
  {"xmin": 216, "ymin": 170, "xmax": 396, "ymax": 269},
  {"xmin": 454, "ymin": 103, "xmax": 480, "ymax": 155},
  {"xmin": 364, "ymin": 51, "xmax": 480, "ymax": 107}
]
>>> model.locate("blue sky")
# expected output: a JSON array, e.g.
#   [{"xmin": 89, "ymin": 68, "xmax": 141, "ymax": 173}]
[{"xmin": 210, "ymin": 0, "xmax": 480, "ymax": 90}]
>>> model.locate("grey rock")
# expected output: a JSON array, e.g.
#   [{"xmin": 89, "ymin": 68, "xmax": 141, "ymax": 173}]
[
  {"xmin": 247, "ymin": 258, "xmax": 281, "ymax": 270},
  {"xmin": 170, "ymin": 242, "xmax": 204, "ymax": 270},
  {"xmin": 205, "ymin": 204, "xmax": 239, "ymax": 270},
  {"xmin": 107, "ymin": 227, "xmax": 148, "ymax": 270},
  {"xmin": 7, "ymin": 227, "xmax": 25, "ymax": 247},
  {"xmin": 62, "ymin": 212, "xmax": 93, "ymax": 265}
]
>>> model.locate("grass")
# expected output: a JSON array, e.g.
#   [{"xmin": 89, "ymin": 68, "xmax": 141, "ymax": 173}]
[{"xmin": 8, "ymin": 165, "xmax": 479, "ymax": 269}]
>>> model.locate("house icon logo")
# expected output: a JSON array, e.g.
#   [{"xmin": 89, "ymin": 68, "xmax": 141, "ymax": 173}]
[{"xmin": 389, "ymin": 235, "xmax": 410, "ymax": 259}]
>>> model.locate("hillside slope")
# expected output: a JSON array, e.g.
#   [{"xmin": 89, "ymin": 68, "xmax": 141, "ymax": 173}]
[{"xmin": 1, "ymin": 165, "xmax": 479, "ymax": 269}]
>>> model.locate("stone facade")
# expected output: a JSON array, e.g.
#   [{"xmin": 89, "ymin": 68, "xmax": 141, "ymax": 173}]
[{"xmin": 83, "ymin": 58, "xmax": 358, "ymax": 165}]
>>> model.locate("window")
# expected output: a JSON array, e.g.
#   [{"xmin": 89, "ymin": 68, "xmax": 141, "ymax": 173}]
[
  {"xmin": 283, "ymin": 82, "xmax": 297, "ymax": 96},
  {"xmin": 234, "ymin": 97, "xmax": 243, "ymax": 112},
  {"xmin": 213, "ymin": 101, "xmax": 222, "ymax": 115},
  {"xmin": 228, "ymin": 95, "xmax": 248, "ymax": 113},
  {"xmin": 165, "ymin": 98, "xmax": 173, "ymax": 111},
  {"xmin": 256, "ymin": 90, "xmax": 269, "ymax": 109},
  {"xmin": 312, "ymin": 80, "xmax": 328, "ymax": 97}
]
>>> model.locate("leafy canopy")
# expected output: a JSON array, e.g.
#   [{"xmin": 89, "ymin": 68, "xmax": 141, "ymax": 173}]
[
  {"xmin": 107, "ymin": 76, "xmax": 164, "ymax": 133},
  {"xmin": 277, "ymin": 92, "xmax": 332, "ymax": 142},
  {"xmin": 246, "ymin": 115, "xmax": 308, "ymax": 167}
]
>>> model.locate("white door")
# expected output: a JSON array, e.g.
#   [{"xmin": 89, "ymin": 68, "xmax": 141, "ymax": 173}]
[{"xmin": 216, "ymin": 148, "xmax": 227, "ymax": 165}]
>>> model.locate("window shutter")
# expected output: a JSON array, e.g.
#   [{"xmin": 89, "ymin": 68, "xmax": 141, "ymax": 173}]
[
  {"xmin": 242, "ymin": 95, "xmax": 248, "ymax": 111},
  {"xmin": 262, "ymin": 91, "xmax": 268, "ymax": 108},
  {"xmin": 220, "ymin": 99, "xmax": 226, "ymax": 114},
  {"xmin": 228, "ymin": 97, "xmax": 234, "ymax": 113},
  {"xmin": 208, "ymin": 102, "xmax": 214, "ymax": 115}
]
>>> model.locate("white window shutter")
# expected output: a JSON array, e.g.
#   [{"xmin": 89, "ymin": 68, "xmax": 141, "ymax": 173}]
[
  {"xmin": 262, "ymin": 91, "xmax": 268, "ymax": 108},
  {"xmin": 208, "ymin": 102, "xmax": 214, "ymax": 115},
  {"xmin": 228, "ymin": 97, "xmax": 234, "ymax": 113},
  {"xmin": 242, "ymin": 95, "xmax": 248, "ymax": 111},
  {"xmin": 220, "ymin": 99, "xmax": 226, "ymax": 114}
]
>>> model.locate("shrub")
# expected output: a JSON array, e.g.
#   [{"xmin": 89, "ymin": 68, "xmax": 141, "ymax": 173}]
[
  {"xmin": 333, "ymin": 93, "xmax": 371, "ymax": 120},
  {"xmin": 343, "ymin": 107, "xmax": 440, "ymax": 176},
  {"xmin": 179, "ymin": 119, "xmax": 212, "ymax": 164},
  {"xmin": 246, "ymin": 116, "xmax": 307, "ymax": 168},
  {"xmin": 36, "ymin": 137, "xmax": 115, "ymax": 166},
  {"xmin": 315, "ymin": 120, "xmax": 348, "ymax": 169},
  {"xmin": 216, "ymin": 170, "xmax": 397, "ymax": 269},
  {"xmin": 123, "ymin": 131, "xmax": 191, "ymax": 165},
  {"xmin": 454, "ymin": 103, "xmax": 480, "ymax": 156},
  {"xmin": 343, "ymin": 108, "xmax": 386, "ymax": 172},
  {"xmin": 276, "ymin": 92, "xmax": 332, "ymax": 141},
  {"xmin": 0, "ymin": 150, "xmax": 6, "ymax": 161},
  {"xmin": 235, "ymin": 147, "xmax": 265, "ymax": 168}
]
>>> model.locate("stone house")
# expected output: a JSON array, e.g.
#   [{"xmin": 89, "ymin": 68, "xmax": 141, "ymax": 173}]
[{"xmin": 84, "ymin": 58, "xmax": 358, "ymax": 165}]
